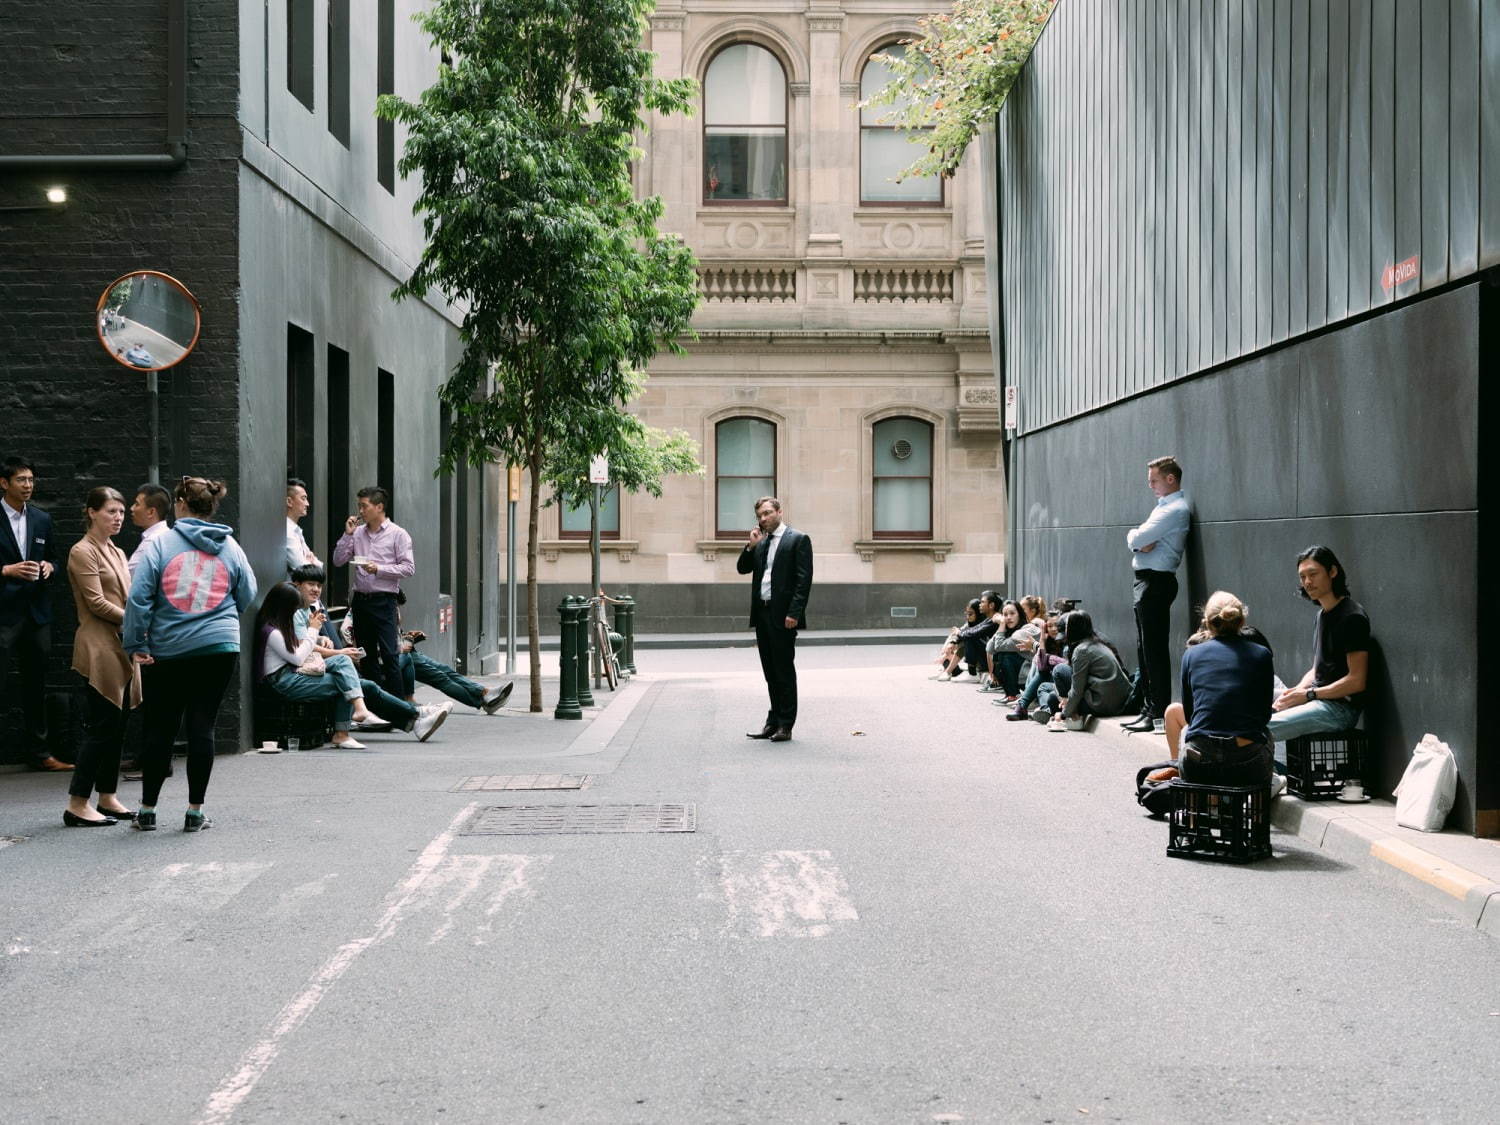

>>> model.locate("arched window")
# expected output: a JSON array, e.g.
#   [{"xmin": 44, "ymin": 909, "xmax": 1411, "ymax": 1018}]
[
  {"xmin": 860, "ymin": 44, "xmax": 942, "ymax": 205},
  {"xmin": 715, "ymin": 417, "xmax": 776, "ymax": 535},
  {"xmin": 704, "ymin": 44, "xmax": 788, "ymax": 204},
  {"xmin": 872, "ymin": 417, "xmax": 933, "ymax": 537}
]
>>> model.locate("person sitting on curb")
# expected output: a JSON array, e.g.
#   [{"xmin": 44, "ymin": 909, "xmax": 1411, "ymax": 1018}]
[
  {"xmin": 947, "ymin": 590, "xmax": 1000, "ymax": 682},
  {"xmin": 981, "ymin": 599, "xmax": 1040, "ymax": 698},
  {"xmin": 1144, "ymin": 592, "xmax": 1274, "ymax": 790},
  {"xmin": 352, "ymin": 592, "xmax": 513, "ymax": 714},
  {"xmin": 932, "ymin": 599, "xmax": 985, "ymax": 681},
  {"xmin": 1001, "ymin": 614, "xmax": 1066, "ymax": 720},
  {"xmin": 1266, "ymin": 545, "xmax": 1369, "ymax": 778},
  {"xmin": 1038, "ymin": 611, "xmax": 1131, "ymax": 731}
]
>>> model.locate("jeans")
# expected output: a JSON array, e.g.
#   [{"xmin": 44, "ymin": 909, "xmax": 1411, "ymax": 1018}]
[
  {"xmin": 351, "ymin": 591, "xmax": 402, "ymax": 699},
  {"xmin": 1036, "ymin": 663, "xmax": 1074, "ymax": 715},
  {"xmin": 1267, "ymin": 698, "xmax": 1360, "ymax": 772},
  {"xmin": 140, "ymin": 653, "xmax": 236, "ymax": 807},
  {"xmin": 1017, "ymin": 663, "xmax": 1054, "ymax": 710},
  {"xmin": 1132, "ymin": 568, "xmax": 1178, "ymax": 718},
  {"xmin": 993, "ymin": 652, "xmax": 1025, "ymax": 696},
  {"xmin": 402, "ymin": 650, "xmax": 485, "ymax": 709},
  {"xmin": 1180, "ymin": 734, "xmax": 1273, "ymax": 788},
  {"xmin": 267, "ymin": 668, "xmax": 355, "ymax": 731},
  {"xmin": 69, "ymin": 679, "xmax": 128, "ymax": 800}
]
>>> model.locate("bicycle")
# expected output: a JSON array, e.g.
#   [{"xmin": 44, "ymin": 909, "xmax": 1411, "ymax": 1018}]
[{"xmin": 585, "ymin": 591, "xmax": 626, "ymax": 691}]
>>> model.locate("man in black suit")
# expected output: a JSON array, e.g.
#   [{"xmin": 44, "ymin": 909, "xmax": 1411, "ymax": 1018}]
[
  {"xmin": 736, "ymin": 496, "xmax": 813, "ymax": 743},
  {"xmin": 0, "ymin": 457, "xmax": 68, "ymax": 770}
]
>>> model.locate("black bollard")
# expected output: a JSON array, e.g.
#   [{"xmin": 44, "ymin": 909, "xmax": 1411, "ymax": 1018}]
[
  {"xmin": 617, "ymin": 595, "xmax": 637, "ymax": 674},
  {"xmin": 576, "ymin": 597, "xmax": 596, "ymax": 707},
  {"xmin": 554, "ymin": 596, "xmax": 583, "ymax": 720}
]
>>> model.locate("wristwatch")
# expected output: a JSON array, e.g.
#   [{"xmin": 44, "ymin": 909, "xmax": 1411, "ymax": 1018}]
[{"xmin": 1305, "ymin": 687, "xmax": 1318, "ymax": 702}]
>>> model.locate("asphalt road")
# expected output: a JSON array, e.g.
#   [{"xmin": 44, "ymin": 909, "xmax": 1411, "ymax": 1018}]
[{"xmin": 2, "ymin": 645, "xmax": 1497, "ymax": 1124}]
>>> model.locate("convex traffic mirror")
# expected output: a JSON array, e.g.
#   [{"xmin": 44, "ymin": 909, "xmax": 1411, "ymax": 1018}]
[{"xmin": 96, "ymin": 270, "xmax": 201, "ymax": 372}]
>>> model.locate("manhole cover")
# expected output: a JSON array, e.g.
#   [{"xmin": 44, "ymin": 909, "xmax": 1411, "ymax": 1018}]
[
  {"xmin": 461, "ymin": 803, "xmax": 697, "ymax": 835},
  {"xmin": 451, "ymin": 774, "xmax": 591, "ymax": 792}
]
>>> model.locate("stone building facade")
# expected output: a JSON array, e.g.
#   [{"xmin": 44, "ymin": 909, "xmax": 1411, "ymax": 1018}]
[{"xmin": 514, "ymin": 0, "xmax": 1006, "ymax": 634}]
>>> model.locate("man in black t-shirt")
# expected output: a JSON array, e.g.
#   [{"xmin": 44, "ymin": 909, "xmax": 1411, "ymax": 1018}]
[{"xmin": 1267, "ymin": 545, "xmax": 1370, "ymax": 773}]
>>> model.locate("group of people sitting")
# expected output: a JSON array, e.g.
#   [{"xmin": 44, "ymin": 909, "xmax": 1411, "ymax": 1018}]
[
  {"xmin": 931, "ymin": 544, "xmax": 1372, "ymax": 798},
  {"xmin": 932, "ymin": 591, "xmax": 1132, "ymax": 733},
  {"xmin": 254, "ymin": 565, "xmax": 513, "ymax": 749}
]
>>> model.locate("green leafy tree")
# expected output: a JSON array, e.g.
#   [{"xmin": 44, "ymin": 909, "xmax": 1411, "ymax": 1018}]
[
  {"xmin": 378, "ymin": 0, "xmax": 700, "ymax": 711},
  {"xmin": 860, "ymin": 0, "xmax": 1055, "ymax": 181}
]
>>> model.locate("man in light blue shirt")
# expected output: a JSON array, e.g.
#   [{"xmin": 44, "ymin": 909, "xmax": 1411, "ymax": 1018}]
[{"xmin": 1121, "ymin": 456, "xmax": 1191, "ymax": 732}]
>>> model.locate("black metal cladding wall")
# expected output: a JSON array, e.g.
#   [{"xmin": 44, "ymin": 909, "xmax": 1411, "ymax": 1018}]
[{"xmin": 997, "ymin": 0, "xmax": 1499, "ymax": 433}]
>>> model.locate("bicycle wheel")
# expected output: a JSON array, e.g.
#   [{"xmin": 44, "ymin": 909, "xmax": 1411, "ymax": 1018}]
[{"xmin": 594, "ymin": 616, "xmax": 620, "ymax": 690}]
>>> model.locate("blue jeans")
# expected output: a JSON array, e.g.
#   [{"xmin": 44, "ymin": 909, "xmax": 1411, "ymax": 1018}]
[
  {"xmin": 1267, "ymin": 698, "xmax": 1360, "ymax": 772},
  {"xmin": 267, "ymin": 669, "xmax": 354, "ymax": 731},
  {"xmin": 1036, "ymin": 664, "xmax": 1073, "ymax": 715},
  {"xmin": 401, "ymin": 650, "xmax": 486, "ymax": 709},
  {"xmin": 322, "ymin": 653, "xmax": 417, "ymax": 727},
  {"xmin": 994, "ymin": 651, "xmax": 1026, "ymax": 695},
  {"xmin": 1017, "ymin": 663, "xmax": 1055, "ymax": 709}
]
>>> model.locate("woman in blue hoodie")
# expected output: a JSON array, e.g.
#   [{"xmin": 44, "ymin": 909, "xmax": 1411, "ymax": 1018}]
[{"xmin": 123, "ymin": 476, "xmax": 258, "ymax": 832}]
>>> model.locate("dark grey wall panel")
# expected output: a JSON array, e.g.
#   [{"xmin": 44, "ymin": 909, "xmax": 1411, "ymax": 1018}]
[
  {"xmin": 994, "ymin": 0, "xmax": 1494, "ymax": 434},
  {"xmin": 1004, "ymin": 284, "xmax": 1484, "ymax": 830}
]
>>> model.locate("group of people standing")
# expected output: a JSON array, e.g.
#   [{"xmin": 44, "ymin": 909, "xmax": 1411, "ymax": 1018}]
[
  {"xmin": 1, "ymin": 462, "xmax": 513, "ymax": 833},
  {"xmin": 2, "ymin": 461, "xmax": 255, "ymax": 831},
  {"xmin": 929, "ymin": 454, "xmax": 1372, "ymax": 797}
]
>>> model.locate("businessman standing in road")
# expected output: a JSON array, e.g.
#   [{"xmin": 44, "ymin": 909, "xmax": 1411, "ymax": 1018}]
[{"xmin": 736, "ymin": 496, "xmax": 813, "ymax": 743}]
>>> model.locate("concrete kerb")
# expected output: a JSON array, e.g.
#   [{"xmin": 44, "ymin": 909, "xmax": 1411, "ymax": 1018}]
[{"xmin": 1088, "ymin": 717, "xmax": 1500, "ymax": 937}]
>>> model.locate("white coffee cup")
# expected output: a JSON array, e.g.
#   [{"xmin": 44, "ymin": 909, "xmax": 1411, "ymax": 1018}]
[{"xmin": 1341, "ymin": 781, "xmax": 1365, "ymax": 800}]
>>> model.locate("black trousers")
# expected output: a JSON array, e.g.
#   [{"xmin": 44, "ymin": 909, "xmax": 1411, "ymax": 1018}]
[
  {"xmin": 351, "ymin": 592, "xmax": 403, "ymax": 700},
  {"xmin": 69, "ymin": 678, "xmax": 129, "ymax": 800},
  {"xmin": 0, "ymin": 618, "xmax": 51, "ymax": 762},
  {"xmin": 1132, "ymin": 569, "xmax": 1178, "ymax": 719},
  {"xmin": 140, "ymin": 653, "xmax": 236, "ymax": 806},
  {"xmin": 754, "ymin": 602, "xmax": 798, "ymax": 729}
]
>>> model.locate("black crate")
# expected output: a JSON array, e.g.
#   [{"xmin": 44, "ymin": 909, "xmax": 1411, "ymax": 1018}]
[
  {"xmin": 1284, "ymin": 730, "xmax": 1366, "ymax": 800},
  {"xmin": 252, "ymin": 687, "xmax": 333, "ymax": 750},
  {"xmin": 1166, "ymin": 781, "xmax": 1272, "ymax": 864}
]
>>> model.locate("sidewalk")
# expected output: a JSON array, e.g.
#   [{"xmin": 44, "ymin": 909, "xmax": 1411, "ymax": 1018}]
[
  {"xmin": 1092, "ymin": 719, "xmax": 1500, "ymax": 938},
  {"xmin": 517, "ymin": 627, "xmax": 948, "ymax": 652}
]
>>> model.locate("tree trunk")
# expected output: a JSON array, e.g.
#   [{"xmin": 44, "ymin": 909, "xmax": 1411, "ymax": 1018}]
[{"xmin": 526, "ymin": 441, "xmax": 544, "ymax": 713}]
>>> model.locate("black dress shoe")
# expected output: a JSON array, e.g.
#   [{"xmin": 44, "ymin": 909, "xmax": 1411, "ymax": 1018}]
[
  {"xmin": 1121, "ymin": 714, "xmax": 1157, "ymax": 733},
  {"xmin": 746, "ymin": 726, "xmax": 776, "ymax": 739},
  {"xmin": 63, "ymin": 810, "xmax": 117, "ymax": 827},
  {"xmin": 769, "ymin": 728, "xmax": 792, "ymax": 742}
]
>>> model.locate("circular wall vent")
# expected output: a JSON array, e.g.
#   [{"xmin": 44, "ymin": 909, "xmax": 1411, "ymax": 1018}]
[{"xmin": 891, "ymin": 438, "xmax": 913, "ymax": 461}]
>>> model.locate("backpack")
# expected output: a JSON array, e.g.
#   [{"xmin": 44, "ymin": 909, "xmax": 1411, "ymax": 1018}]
[{"xmin": 1135, "ymin": 761, "xmax": 1177, "ymax": 817}]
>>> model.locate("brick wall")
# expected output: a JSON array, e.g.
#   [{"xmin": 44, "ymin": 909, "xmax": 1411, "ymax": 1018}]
[{"xmin": 0, "ymin": 2, "xmax": 244, "ymax": 762}]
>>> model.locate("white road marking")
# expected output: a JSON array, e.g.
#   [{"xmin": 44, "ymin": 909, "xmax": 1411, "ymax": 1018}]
[
  {"xmin": 718, "ymin": 850, "xmax": 859, "ymax": 938},
  {"xmin": 416, "ymin": 853, "xmax": 546, "ymax": 946},
  {"xmin": 195, "ymin": 805, "xmax": 476, "ymax": 1125},
  {"xmin": 81, "ymin": 862, "xmax": 273, "ymax": 952}
]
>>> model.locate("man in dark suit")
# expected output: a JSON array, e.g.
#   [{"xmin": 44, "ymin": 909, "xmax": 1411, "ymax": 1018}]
[
  {"xmin": 0, "ymin": 457, "xmax": 68, "ymax": 770},
  {"xmin": 736, "ymin": 496, "xmax": 813, "ymax": 743}
]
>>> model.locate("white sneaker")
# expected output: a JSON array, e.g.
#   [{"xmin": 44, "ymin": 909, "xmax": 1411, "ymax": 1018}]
[
  {"xmin": 413, "ymin": 704, "xmax": 449, "ymax": 743},
  {"xmin": 1063, "ymin": 716, "xmax": 1088, "ymax": 732},
  {"xmin": 937, "ymin": 673, "xmax": 953, "ymax": 682},
  {"xmin": 1047, "ymin": 715, "xmax": 1067, "ymax": 732},
  {"xmin": 1269, "ymin": 773, "xmax": 1287, "ymax": 798},
  {"xmin": 482, "ymin": 681, "xmax": 514, "ymax": 714}
]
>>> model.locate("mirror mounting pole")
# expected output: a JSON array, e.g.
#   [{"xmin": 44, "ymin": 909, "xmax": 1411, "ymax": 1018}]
[{"xmin": 147, "ymin": 371, "xmax": 161, "ymax": 486}]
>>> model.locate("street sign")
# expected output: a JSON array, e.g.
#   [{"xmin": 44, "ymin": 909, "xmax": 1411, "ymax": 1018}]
[
  {"xmin": 1004, "ymin": 385, "xmax": 1018, "ymax": 430},
  {"xmin": 589, "ymin": 454, "xmax": 609, "ymax": 485}
]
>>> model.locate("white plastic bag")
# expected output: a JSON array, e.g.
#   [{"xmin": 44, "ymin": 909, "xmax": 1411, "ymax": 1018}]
[{"xmin": 1392, "ymin": 733, "xmax": 1458, "ymax": 833}]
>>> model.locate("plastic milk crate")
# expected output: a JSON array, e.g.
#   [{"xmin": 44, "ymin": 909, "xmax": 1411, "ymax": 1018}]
[
  {"xmin": 252, "ymin": 686, "xmax": 333, "ymax": 751},
  {"xmin": 1166, "ymin": 781, "xmax": 1273, "ymax": 864},
  {"xmin": 1284, "ymin": 730, "xmax": 1366, "ymax": 800}
]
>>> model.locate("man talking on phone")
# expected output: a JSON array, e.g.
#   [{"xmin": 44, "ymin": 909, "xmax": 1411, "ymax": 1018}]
[
  {"xmin": 736, "ymin": 496, "xmax": 813, "ymax": 743},
  {"xmin": 332, "ymin": 486, "xmax": 413, "ymax": 700}
]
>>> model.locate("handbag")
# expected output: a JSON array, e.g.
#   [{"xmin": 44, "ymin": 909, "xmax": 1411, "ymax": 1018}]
[{"xmin": 295, "ymin": 651, "xmax": 327, "ymax": 677}]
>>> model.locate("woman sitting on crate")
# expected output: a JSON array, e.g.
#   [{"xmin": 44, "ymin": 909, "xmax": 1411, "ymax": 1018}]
[{"xmin": 1146, "ymin": 592, "xmax": 1273, "ymax": 789}]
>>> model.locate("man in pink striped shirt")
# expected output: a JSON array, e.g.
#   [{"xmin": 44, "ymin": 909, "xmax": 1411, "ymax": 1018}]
[{"xmin": 332, "ymin": 486, "xmax": 413, "ymax": 699}]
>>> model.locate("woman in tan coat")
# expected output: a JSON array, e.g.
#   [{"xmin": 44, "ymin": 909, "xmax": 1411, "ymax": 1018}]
[{"xmin": 64, "ymin": 486, "xmax": 142, "ymax": 826}]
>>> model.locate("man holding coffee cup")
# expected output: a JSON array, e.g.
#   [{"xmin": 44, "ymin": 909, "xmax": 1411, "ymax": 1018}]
[{"xmin": 0, "ymin": 457, "xmax": 69, "ymax": 771}]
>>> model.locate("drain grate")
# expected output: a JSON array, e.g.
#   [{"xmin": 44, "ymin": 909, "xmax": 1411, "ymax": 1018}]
[
  {"xmin": 461, "ymin": 803, "xmax": 696, "ymax": 835},
  {"xmin": 451, "ymin": 774, "xmax": 591, "ymax": 792}
]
